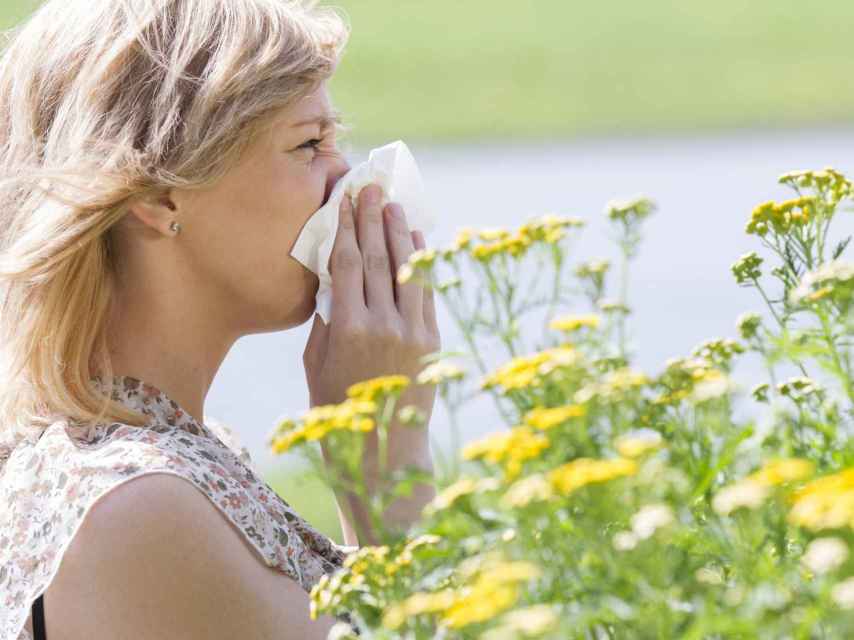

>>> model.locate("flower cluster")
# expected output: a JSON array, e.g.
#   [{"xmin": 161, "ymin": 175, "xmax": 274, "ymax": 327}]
[
  {"xmin": 346, "ymin": 374, "xmax": 411, "ymax": 402},
  {"xmin": 415, "ymin": 361, "xmax": 466, "ymax": 386},
  {"xmin": 268, "ymin": 398, "xmax": 377, "ymax": 454},
  {"xmin": 776, "ymin": 376, "xmax": 824, "ymax": 404},
  {"xmin": 279, "ymin": 168, "xmax": 854, "ymax": 638},
  {"xmin": 521, "ymin": 403, "xmax": 586, "ymax": 430},
  {"xmin": 548, "ymin": 313, "xmax": 601, "ymax": 333},
  {"xmin": 690, "ymin": 337, "xmax": 745, "ymax": 368},
  {"xmin": 461, "ymin": 425, "xmax": 551, "ymax": 480},
  {"xmin": 746, "ymin": 196, "xmax": 817, "ymax": 236},
  {"xmin": 548, "ymin": 456, "xmax": 637, "ymax": 495},
  {"xmin": 652, "ymin": 356, "xmax": 726, "ymax": 406},
  {"xmin": 736, "ymin": 311, "xmax": 762, "ymax": 340},
  {"xmin": 605, "ymin": 195, "xmax": 657, "ymax": 225},
  {"xmin": 462, "ymin": 215, "xmax": 583, "ymax": 263},
  {"xmin": 381, "ymin": 551, "xmax": 544, "ymax": 631},
  {"xmin": 423, "ymin": 475, "xmax": 501, "ymax": 514},
  {"xmin": 574, "ymin": 366, "xmax": 649, "ymax": 403},
  {"xmin": 788, "ymin": 468, "xmax": 854, "ymax": 530},
  {"xmin": 789, "ymin": 259, "xmax": 854, "ymax": 309},
  {"xmin": 397, "ymin": 249, "xmax": 438, "ymax": 284},
  {"xmin": 614, "ymin": 428, "xmax": 664, "ymax": 458},
  {"xmin": 712, "ymin": 458, "xmax": 815, "ymax": 516},
  {"xmin": 731, "ymin": 251, "xmax": 764, "ymax": 284},
  {"xmin": 480, "ymin": 345, "xmax": 583, "ymax": 393},
  {"xmin": 778, "ymin": 167, "xmax": 853, "ymax": 207}
]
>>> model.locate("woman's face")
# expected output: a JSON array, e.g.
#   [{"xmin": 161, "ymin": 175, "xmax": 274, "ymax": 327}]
[{"xmin": 167, "ymin": 81, "xmax": 350, "ymax": 335}]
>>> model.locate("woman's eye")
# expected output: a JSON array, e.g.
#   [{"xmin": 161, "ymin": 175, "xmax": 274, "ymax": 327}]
[{"xmin": 297, "ymin": 138, "xmax": 324, "ymax": 153}]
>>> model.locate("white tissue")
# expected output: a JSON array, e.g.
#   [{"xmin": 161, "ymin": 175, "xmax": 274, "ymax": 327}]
[{"xmin": 290, "ymin": 140, "xmax": 437, "ymax": 324}]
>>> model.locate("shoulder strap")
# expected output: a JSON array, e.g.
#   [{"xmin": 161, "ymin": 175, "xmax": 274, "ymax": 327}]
[{"xmin": 32, "ymin": 594, "xmax": 46, "ymax": 640}]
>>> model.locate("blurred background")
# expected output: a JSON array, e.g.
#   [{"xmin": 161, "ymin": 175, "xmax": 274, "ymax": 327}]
[{"xmin": 3, "ymin": 1, "xmax": 853, "ymax": 542}]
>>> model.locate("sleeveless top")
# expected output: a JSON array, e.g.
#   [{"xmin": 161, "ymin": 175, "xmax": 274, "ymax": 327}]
[{"xmin": 0, "ymin": 375, "xmax": 359, "ymax": 640}]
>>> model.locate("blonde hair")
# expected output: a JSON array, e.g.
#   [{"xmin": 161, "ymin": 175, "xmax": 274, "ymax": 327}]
[{"xmin": 0, "ymin": 0, "xmax": 350, "ymax": 454}]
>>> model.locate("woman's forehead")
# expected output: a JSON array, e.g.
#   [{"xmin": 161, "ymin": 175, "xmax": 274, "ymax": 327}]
[{"xmin": 279, "ymin": 84, "xmax": 334, "ymax": 128}]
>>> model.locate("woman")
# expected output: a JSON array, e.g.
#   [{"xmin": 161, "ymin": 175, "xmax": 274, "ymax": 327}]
[{"xmin": 0, "ymin": 0, "xmax": 440, "ymax": 638}]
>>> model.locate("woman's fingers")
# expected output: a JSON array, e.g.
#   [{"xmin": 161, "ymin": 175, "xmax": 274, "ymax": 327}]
[
  {"xmin": 329, "ymin": 196, "xmax": 366, "ymax": 324},
  {"xmin": 384, "ymin": 202, "xmax": 423, "ymax": 323},
  {"xmin": 356, "ymin": 184, "xmax": 395, "ymax": 311},
  {"xmin": 413, "ymin": 230, "xmax": 438, "ymax": 335}
]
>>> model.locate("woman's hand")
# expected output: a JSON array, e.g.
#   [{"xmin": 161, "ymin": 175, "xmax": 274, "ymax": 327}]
[
  {"xmin": 302, "ymin": 183, "xmax": 441, "ymax": 413},
  {"xmin": 302, "ymin": 182, "xmax": 440, "ymax": 544}
]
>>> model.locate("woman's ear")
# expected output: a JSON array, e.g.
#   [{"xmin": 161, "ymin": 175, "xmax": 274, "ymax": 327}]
[{"xmin": 125, "ymin": 192, "xmax": 180, "ymax": 237}]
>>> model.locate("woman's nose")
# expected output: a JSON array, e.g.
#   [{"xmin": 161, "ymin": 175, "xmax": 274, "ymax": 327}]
[{"xmin": 323, "ymin": 155, "xmax": 351, "ymax": 205}]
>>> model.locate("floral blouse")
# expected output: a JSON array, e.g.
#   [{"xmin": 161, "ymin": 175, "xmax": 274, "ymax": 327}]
[{"xmin": 0, "ymin": 375, "xmax": 358, "ymax": 640}]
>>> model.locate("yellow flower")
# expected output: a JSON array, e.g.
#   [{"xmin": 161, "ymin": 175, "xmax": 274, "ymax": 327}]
[
  {"xmin": 469, "ymin": 233, "xmax": 534, "ymax": 261},
  {"xmin": 522, "ymin": 404, "xmax": 586, "ymax": 430},
  {"xmin": 442, "ymin": 560, "xmax": 542, "ymax": 629},
  {"xmin": 543, "ymin": 228, "xmax": 566, "ymax": 244},
  {"xmin": 746, "ymin": 195, "xmax": 820, "ymax": 236},
  {"xmin": 577, "ymin": 367, "xmax": 651, "ymax": 403},
  {"xmin": 397, "ymin": 249, "xmax": 438, "ymax": 283},
  {"xmin": 409, "ymin": 247, "xmax": 438, "ymax": 267},
  {"xmin": 268, "ymin": 398, "xmax": 378, "ymax": 453},
  {"xmin": 383, "ymin": 555, "xmax": 542, "ymax": 631},
  {"xmin": 614, "ymin": 428, "xmax": 664, "ymax": 458},
  {"xmin": 382, "ymin": 589, "xmax": 457, "ymax": 630},
  {"xmin": 778, "ymin": 167, "xmax": 852, "ymax": 205},
  {"xmin": 346, "ymin": 375, "xmax": 410, "ymax": 402},
  {"xmin": 481, "ymin": 346, "xmax": 581, "ymax": 393},
  {"xmin": 500, "ymin": 472, "xmax": 555, "ymax": 508},
  {"xmin": 462, "ymin": 426, "xmax": 550, "ymax": 480},
  {"xmin": 443, "ymin": 581, "xmax": 520, "ymax": 629},
  {"xmin": 788, "ymin": 468, "xmax": 854, "ymax": 531},
  {"xmin": 268, "ymin": 419, "xmax": 308, "ymax": 454},
  {"xmin": 519, "ymin": 214, "xmax": 584, "ymax": 240},
  {"xmin": 712, "ymin": 480, "xmax": 769, "ymax": 515},
  {"xmin": 342, "ymin": 545, "xmax": 390, "ymax": 575},
  {"xmin": 452, "ymin": 227, "xmax": 476, "ymax": 251},
  {"xmin": 416, "ymin": 361, "xmax": 466, "ymax": 385},
  {"xmin": 605, "ymin": 196, "xmax": 656, "ymax": 224},
  {"xmin": 746, "ymin": 458, "xmax": 815, "ymax": 487},
  {"xmin": 478, "ymin": 227, "xmax": 512, "ymax": 241},
  {"xmin": 548, "ymin": 457, "xmax": 637, "ymax": 495},
  {"xmin": 385, "ymin": 534, "xmax": 442, "ymax": 577},
  {"xmin": 549, "ymin": 313, "xmax": 601, "ymax": 332},
  {"xmin": 483, "ymin": 605, "xmax": 559, "ymax": 639},
  {"xmin": 423, "ymin": 476, "xmax": 501, "ymax": 515}
]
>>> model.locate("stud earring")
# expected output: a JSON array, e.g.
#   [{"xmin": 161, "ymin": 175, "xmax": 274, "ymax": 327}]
[{"xmin": 169, "ymin": 221, "xmax": 182, "ymax": 236}]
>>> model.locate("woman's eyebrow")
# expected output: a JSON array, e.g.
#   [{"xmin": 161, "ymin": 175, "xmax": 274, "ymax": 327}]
[{"xmin": 290, "ymin": 108, "xmax": 344, "ymax": 129}]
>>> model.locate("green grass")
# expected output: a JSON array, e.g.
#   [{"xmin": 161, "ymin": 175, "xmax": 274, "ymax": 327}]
[
  {"xmin": 263, "ymin": 463, "xmax": 344, "ymax": 545},
  {"xmin": 329, "ymin": 0, "xmax": 854, "ymax": 144},
  {"xmin": 3, "ymin": 1, "xmax": 853, "ymax": 144}
]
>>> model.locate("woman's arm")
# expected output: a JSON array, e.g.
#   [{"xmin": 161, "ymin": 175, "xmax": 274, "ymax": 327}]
[{"xmin": 48, "ymin": 473, "xmax": 339, "ymax": 639}]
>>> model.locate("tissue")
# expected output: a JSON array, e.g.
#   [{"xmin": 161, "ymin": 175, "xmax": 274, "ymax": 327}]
[{"xmin": 290, "ymin": 140, "xmax": 437, "ymax": 324}]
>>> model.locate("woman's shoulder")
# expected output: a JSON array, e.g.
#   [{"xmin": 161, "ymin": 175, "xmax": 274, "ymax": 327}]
[
  {"xmin": 43, "ymin": 472, "xmax": 346, "ymax": 639},
  {"xmin": 0, "ymin": 418, "xmax": 351, "ymax": 640}
]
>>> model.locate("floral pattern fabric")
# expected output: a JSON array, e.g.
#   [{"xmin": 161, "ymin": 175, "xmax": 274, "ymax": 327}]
[{"xmin": 0, "ymin": 375, "xmax": 358, "ymax": 640}]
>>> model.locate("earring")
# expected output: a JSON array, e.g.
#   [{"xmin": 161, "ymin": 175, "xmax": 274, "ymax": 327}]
[{"xmin": 169, "ymin": 221, "xmax": 182, "ymax": 236}]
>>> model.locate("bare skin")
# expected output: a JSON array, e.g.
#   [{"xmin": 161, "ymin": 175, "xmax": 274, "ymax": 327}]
[
  {"xmin": 104, "ymin": 81, "xmax": 351, "ymax": 424},
  {"xmin": 31, "ymin": 80, "xmax": 439, "ymax": 637}
]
